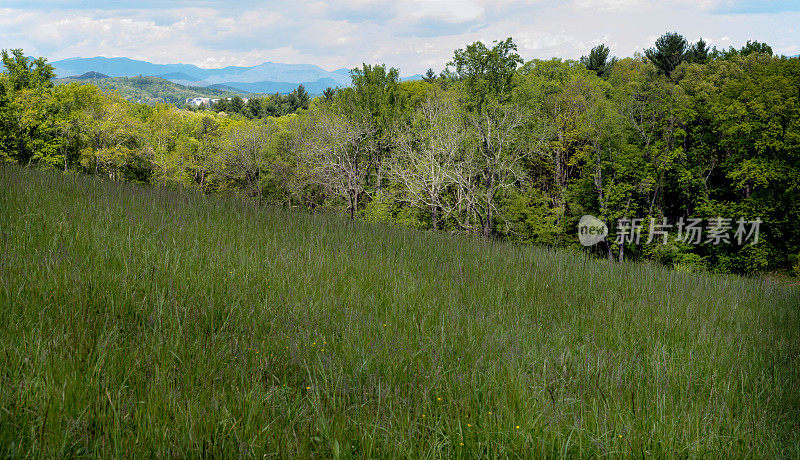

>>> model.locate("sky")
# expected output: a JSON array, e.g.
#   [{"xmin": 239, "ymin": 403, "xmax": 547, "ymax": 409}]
[{"xmin": 1, "ymin": 0, "xmax": 798, "ymax": 74}]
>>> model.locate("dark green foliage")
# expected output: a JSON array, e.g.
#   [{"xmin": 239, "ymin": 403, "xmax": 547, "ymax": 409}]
[
  {"xmin": 423, "ymin": 68, "xmax": 437, "ymax": 82},
  {"xmin": 228, "ymin": 95, "xmax": 245, "ymax": 113},
  {"xmin": 580, "ymin": 44, "xmax": 614, "ymax": 77},
  {"xmin": 74, "ymin": 71, "xmax": 109, "ymax": 79},
  {"xmin": 712, "ymin": 40, "xmax": 774, "ymax": 60},
  {"xmin": 290, "ymin": 84, "xmax": 310, "ymax": 110},
  {"xmin": 740, "ymin": 40, "xmax": 773, "ymax": 56},
  {"xmin": 213, "ymin": 84, "xmax": 309, "ymax": 118},
  {"xmin": 348, "ymin": 63, "xmax": 405, "ymax": 145},
  {"xmin": 645, "ymin": 32, "xmax": 689, "ymax": 76},
  {"xmin": 0, "ymin": 83, "xmax": 15, "ymax": 161},
  {"xmin": 686, "ymin": 38, "xmax": 710, "ymax": 63}
]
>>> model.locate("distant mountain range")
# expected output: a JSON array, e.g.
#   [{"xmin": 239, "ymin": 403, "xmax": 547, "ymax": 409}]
[{"xmin": 52, "ymin": 57, "xmax": 422, "ymax": 95}]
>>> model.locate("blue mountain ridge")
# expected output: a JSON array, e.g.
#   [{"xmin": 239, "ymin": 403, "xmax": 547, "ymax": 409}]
[{"xmin": 52, "ymin": 57, "xmax": 422, "ymax": 94}]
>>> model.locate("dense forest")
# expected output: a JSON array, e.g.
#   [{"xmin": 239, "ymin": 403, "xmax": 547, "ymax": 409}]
[
  {"xmin": 1, "ymin": 35, "xmax": 799, "ymax": 276},
  {"xmin": 199, "ymin": 84, "xmax": 312, "ymax": 118}
]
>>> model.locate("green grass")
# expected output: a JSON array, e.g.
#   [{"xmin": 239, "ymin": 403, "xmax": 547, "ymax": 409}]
[{"xmin": 1, "ymin": 164, "xmax": 798, "ymax": 458}]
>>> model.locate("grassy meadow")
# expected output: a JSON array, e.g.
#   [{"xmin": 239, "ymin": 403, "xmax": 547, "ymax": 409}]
[{"xmin": 1, "ymin": 164, "xmax": 798, "ymax": 457}]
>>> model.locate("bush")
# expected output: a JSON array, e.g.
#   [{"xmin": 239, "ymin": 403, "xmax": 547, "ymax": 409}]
[{"xmin": 674, "ymin": 252, "xmax": 706, "ymax": 273}]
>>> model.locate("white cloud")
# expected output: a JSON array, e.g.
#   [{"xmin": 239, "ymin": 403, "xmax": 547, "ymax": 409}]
[
  {"xmin": 0, "ymin": 1, "xmax": 797, "ymax": 75},
  {"xmin": 401, "ymin": 0, "xmax": 485, "ymax": 23}
]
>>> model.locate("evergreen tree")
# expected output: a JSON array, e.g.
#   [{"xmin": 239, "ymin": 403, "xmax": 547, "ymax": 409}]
[
  {"xmin": 645, "ymin": 32, "xmax": 689, "ymax": 76},
  {"xmin": 290, "ymin": 84, "xmax": 310, "ymax": 110},
  {"xmin": 686, "ymin": 38, "xmax": 709, "ymax": 63},
  {"xmin": 740, "ymin": 40, "xmax": 772, "ymax": 56},
  {"xmin": 228, "ymin": 96, "xmax": 245, "ymax": 114},
  {"xmin": 244, "ymin": 98, "xmax": 263, "ymax": 119},
  {"xmin": 712, "ymin": 40, "xmax": 774, "ymax": 60},
  {"xmin": 580, "ymin": 44, "xmax": 614, "ymax": 77}
]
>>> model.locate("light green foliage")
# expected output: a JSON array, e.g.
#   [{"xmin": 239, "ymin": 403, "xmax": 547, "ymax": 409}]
[
  {"xmin": 361, "ymin": 189, "xmax": 426, "ymax": 229},
  {"xmin": 449, "ymin": 37, "xmax": 522, "ymax": 111},
  {"xmin": 498, "ymin": 187, "xmax": 560, "ymax": 244},
  {"xmin": 449, "ymin": 38, "xmax": 526, "ymax": 239},
  {"xmin": 1, "ymin": 49, "xmax": 55, "ymax": 91}
]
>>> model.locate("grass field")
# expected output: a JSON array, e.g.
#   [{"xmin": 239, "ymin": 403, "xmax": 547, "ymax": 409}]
[{"xmin": 1, "ymin": 164, "xmax": 798, "ymax": 457}]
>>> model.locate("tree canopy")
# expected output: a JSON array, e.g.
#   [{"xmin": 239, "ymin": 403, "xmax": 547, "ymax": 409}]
[{"xmin": 3, "ymin": 36, "xmax": 798, "ymax": 276}]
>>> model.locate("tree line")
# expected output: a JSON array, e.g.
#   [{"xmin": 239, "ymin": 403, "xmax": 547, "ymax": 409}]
[
  {"xmin": 1, "ymin": 33, "xmax": 798, "ymax": 276},
  {"xmin": 196, "ymin": 85, "xmax": 311, "ymax": 118}
]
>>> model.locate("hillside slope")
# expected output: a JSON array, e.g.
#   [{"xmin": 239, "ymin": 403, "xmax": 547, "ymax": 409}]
[
  {"xmin": 1, "ymin": 165, "xmax": 798, "ymax": 457},
  {"xmin": 53, "ymin": 75, "xmax": 242, "ymax": 105}
]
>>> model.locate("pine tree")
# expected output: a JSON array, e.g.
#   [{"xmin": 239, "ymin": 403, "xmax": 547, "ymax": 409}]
[
  {"xmin": 645, "ymin": 32, "xmax": 689, "ymax": 76},
  {"xmin": 290, "ymin": 84, "xmax": 310, "ymax": 110},
  {"xmin": 686, "ymin": 38, "xmax": 709, "ymax": 64},
  {"xmin": 580, "ymin": 44, "xmax": 613, "ymax": 77}
]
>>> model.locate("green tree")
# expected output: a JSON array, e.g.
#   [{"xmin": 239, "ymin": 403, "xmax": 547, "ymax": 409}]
[
  {"xmin": 228, "ymin": 96, "xmax": 245, "ymax": 114},
  {"xmin": 740, "ymin": 40, "xmax": 773, "ymax": 56},
  {"xmin": 1, "ymin": 49, "xmax": 55, "ymax": 91},
  {"xmin": 645, "ymin": 32, "xmax": 688, "ymax": 76},
  {"xmin": 244, "ymin": 98, "xmax": 264, "ymax": 119},
  {"xmin": 78, "ymin": 95, "xmax": 149, "ymax": 182},
  {"xmin": 346, "ymin": 63, "xmax": 407, "ymax": 193},
  {"xmin": 449, "ymin": 37, "xmax": 522, "ymax": 112},
  {"xmin": 686, "ymin": 38, "xmax": 710, "ymax": 63},
  {"xmin": 449, "ymin": 38, "xmax": 525, "ymax": 239},
  {"xmin": 0, "ymin": 76, "xmax": 16, "ymax": 161},
  {"xmin": 289, "ymin": 84, "xmax": 310, "ymax": 111},
  {"xmin": 580, "ymin": 44, "xmax": 614, "ymax": 77},
  {"xmin": 50, "ymin": 83, "xmax": 105, "ymax": 170}
]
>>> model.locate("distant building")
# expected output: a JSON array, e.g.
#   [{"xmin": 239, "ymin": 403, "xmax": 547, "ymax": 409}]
[
  {"xmin": 185, "ymin": 97, "xmax": 248, "ymax": 107},
  {"xmin": 185, "ymin": 97, "xmax": 221, "ymax": 107}
]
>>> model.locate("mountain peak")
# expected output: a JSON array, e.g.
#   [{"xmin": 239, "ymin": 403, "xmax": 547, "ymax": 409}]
[{"xmin": 49, "ymin": 56, "xmax": 415, "ymax": 96}]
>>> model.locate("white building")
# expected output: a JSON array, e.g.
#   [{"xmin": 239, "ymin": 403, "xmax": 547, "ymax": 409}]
[{"xmin": 185, "ymin": 97, "xmax": 221, "ymax": 107}]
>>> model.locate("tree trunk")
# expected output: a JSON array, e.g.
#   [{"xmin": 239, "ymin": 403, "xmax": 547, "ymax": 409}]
[
  {"xmin": 348, "ymin": 189, "xmax": 355, "ymax": 220},
  {"xmin": 483, "ymin": 170, "xmax": 493, "ymax": 241},
  {"xmin": 483, "ymin": 206, "xmax": 491, "ymax": 241}
]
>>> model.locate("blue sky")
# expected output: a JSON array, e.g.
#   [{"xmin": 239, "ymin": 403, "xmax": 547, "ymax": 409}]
[{"xmin": 1, "ymin": 1, "xmax": 797, "ymax": 74}]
